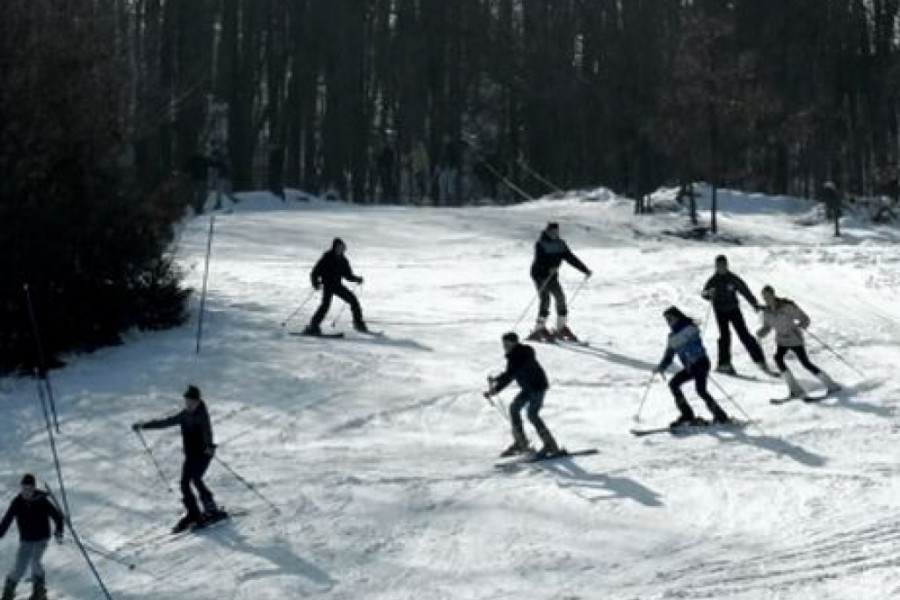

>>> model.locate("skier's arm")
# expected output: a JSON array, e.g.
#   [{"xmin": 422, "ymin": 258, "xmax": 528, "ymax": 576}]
[
  {"xmin": 200, "ymin": 409, "xmax": 216, "ymax": 454},
  {"xmin": 789, "ymin": 303, "xmax": 811, "ymax": 330},
  {"xmin": 701, "ymin": 276, "xmax": 715, "ymax": 300},
  {"xmin": 310, "ymin": 256, "xmax": 324, "ymax": 288},
  {"xmin": 656, "ymin": 347, "xmax": 675, "ymax": 373},
  {"xmin": 563, "ymin": 245, "xmax": 591, "ymax": 276},
  {"xmin": 0, "ymin": 499, "xmax": 16, "ymax": 538},
  {"xmin": 140, "ymin": 411, "xmax": 184, "ymax": 430},
  {"xmin": 734, "ymin": 275, "xmax": 761, "ymax": 310},
  {"xmin": 342, "ymin": 258, "xmax": 363, "ymax": 284},
  {"xmin": 45, "ymin": 497, "xmax": 64, "ymax": 538}
]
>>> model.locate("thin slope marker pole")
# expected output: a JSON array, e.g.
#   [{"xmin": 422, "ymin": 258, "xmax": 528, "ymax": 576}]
[{"xmin": 196, "ymin": 213, "xmax": 216, "ymax": 354}]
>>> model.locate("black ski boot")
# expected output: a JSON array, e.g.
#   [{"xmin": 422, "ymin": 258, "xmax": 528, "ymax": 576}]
[
  {"xmin": 669, "ymin": 413, "xmax": 697, "ymax": 429},
  {"xmin": 526, "ymin": 327, "xmax": 553, "ymax": 343},
  {"xmin": 172, "ymin": 513, "xmax": 197, "ymax": 534},
  {"xmin": 28, "ymin": 575, "xmax": 46, "ymax": 600},
  {"xmin": 534, "ymin": 427, "xmax": 563, "ymax": 460},
  {"xmin": 303, "ymin": 324, "xmax": 322, "ymax": 336},
  {"xmin": 353, "ymin": 320, "xmax": 369, "ymax": 333}
]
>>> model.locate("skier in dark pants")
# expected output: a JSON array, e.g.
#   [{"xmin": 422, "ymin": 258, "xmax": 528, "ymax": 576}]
[
  {"xmin": 757, "ymin": 285, "xmax": 841, "ymax": 399},
  {"xmin": 701, "ymin": 255, "xmax": 772, "ymax": 376},
  {"xmin": 654, "ymin": 306, "xmax": 731, "ymax": 428},
  {"xmin": 486, "ymin": 332, "xmax": 562, "ymax": 459},
  {"xmin": 132, "ymin": 385, "xmax": 224, "ymax": 533},
  {"xmin": 303, "ymin": 238, "xmax": 368, "ymax": 335},
  {"xmin": 0, "ymin": 474, "xmax": 63, "ymax": 600},
  {"xmin": 528, "ymin": 222, "xmax": 592, "ymax": 342}
]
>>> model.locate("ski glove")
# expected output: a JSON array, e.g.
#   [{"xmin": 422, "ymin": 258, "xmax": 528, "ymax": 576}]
[
  {"xmin": 353, "ymin": 276, "xmax": 364, "ymax": 284},
  {"xmin": 131, "ymin": 423, "xmax": 143, "ymax": 432},
  {"xmin": 204, "ymin": 445, "xmax": 216, "ymax": 457},
  {"xmin": 313, "ymin": 281, "xmax": 322, "ymax": 291}
]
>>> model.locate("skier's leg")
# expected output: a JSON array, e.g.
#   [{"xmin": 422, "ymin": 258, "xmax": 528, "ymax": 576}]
[
  {"xmin": 7, "ymin": 543, "xmax": 33, "ymax": 585},
  {"xmin": 530, "ymin": 277, "xmax": 552, "ymax": 339},
  {"xmin": 732, "ymin": 309, "xmax": 766, "ymax": 364},
  {"xmin": 668, "ymin": 369, "xmax": 696, "ymax": 422},
  {"xmin": 692, "ymin": 359, "xmax": 729, "ymax": 422},
  {"xmin": 780, "ymin": 347, "xmax": 806, "ymax": 397},
  {"xmin": 525, "ymin": 390, "xmax": 559, "ymax": 454},
  {"xmin": 334, "ymin": 285, "xmax": 365, "ymax": 329},
  {"xmin": 795, "ymin": 346, "xmax": 841, "ymax": 391},
  {"xmin": 27, "ymin": 541, "xmax": 47, "ymax": 579},
  {"xmin": 307, "ymin": 290, "xmax": 334, "ymax": 331},
  {"xmin": 714, "ymin": 309, "xmax": 733, "ymax": 369},
  {"xmin": 180, "ymin": 458, "xmax": 203, "ymax": 522},
  {"xmin": 504, "ymin": 392, "xmax": 530, "ymax": 453},
  {"xmin": 190, "ymin": 454, "xmax": 217, "ymax": 514}
]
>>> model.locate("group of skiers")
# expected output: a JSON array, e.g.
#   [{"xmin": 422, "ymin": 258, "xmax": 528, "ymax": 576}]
[{"xmin": 1, "ymin": 222, "xmax": 847, "ymax": 594}]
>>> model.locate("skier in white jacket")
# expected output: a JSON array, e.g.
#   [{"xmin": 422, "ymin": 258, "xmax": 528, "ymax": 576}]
[{"xmin": 757, "ymin": 285, "xmax": 840, "ymax": 399}]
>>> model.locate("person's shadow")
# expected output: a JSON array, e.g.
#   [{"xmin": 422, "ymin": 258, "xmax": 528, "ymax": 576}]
[
  {"xmin": 815, "ymin": 378, "xmax": 892, "ymax": 418},
  {"xmin": 535, "ymin": 457, "xmax": 665, "ymax": 507},
  {"xmin": 703, "ymin": 426, "xmax": 827, "ymax": 467},
  {"xmin": 552, "ymin": 343, "xmax": 658, "ymax": 373}
]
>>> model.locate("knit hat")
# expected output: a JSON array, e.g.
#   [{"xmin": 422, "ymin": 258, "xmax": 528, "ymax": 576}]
[
  {"xmin": 183, "ymin": 385, "xmax": 202, "ymax": 402},
  {"xmin": 20, "ymin": 474, "xmax": 35, "ymax": 487},
  {"xmin": 332, "ymin": 237, "xmax": 346, "ymax": 250},
  {"xmin": 502, "ymin": 332, "xmax": 519, "ymax": 344},
  {"xmin": 546, "ymin": 222, "xmax": 559, "ymax": 231}
]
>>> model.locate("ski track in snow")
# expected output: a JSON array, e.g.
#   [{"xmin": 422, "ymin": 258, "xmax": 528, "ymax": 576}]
[{"xmin": 1, "ymin": 189, "xmax": 899, "ymax": 599}]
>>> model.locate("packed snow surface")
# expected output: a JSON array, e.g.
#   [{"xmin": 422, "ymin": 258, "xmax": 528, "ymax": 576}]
[{"xmin": 2, "ymin": 186, "xmax": 899, "ymax": 599}]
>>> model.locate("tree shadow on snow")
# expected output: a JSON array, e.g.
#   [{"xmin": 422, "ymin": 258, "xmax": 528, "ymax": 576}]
[
  {"xmin": 538, "ymin": 458, "xmax": 664, "ymax": 507},
  {"xmin": 204, "ymin": 525, "xmax": 336, "ymax": 589},
  {"xmin": 551, "ymin": 343, "xmax": 658, "ymax": 373}
]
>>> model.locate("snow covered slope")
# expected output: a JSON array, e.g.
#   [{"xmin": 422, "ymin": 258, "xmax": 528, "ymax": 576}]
[{"xmin": 1, "ymin": 188, "xmax": 899, "ymax": 600}]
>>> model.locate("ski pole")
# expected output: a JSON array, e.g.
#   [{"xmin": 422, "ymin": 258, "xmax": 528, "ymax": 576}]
[
  {"xmin": 511, "ymin": 272, "xmax": 554, "ymax": 332},
  {"xmin": 214, "ymin": 455, "xmax": 281, "ymax": 514},
  {"xmin": 707, "ymin": 375, "xmax": 764, "ymax": 435},
  {"xmin": 75, "ymin": 538, "xmax": 136, "ymax": 571},
  {"xmin": 482, "ymin": 392, "xmax": 510, "ymax": 423},
  {"xmin": 806, "ymin": 330, "xmax": 865, "ymax": 378},
  {"xmin": 281, "ymin": 289, "xmax": 316, "ymax": 328},
  {"xmin": 633, "ymin": 372, "xmax": 658, "ymax": 423},
  {"xmin": 133, "ymin": 429, "xmax": 173, "ymax": 493},
  {"xmin": 567, "ymin": 275, "xmax": 590, "ymax": 312}
]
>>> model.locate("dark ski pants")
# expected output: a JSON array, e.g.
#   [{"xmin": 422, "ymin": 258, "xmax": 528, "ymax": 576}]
[
  {"xmin": 714, "ymin": 308, "xmax": 765, "ymax": 367},
  {"xmin": 310, "ymin": 284, "xmax": 363, "ymax": 328},
  {"xmin": 774, "ymin": 345, "xmax": 820, "ymax": 375},
  {"xmin": 534, "ymin": 276, "xmax": 567, "ymax": 319},
  {"xmin": 669, "ymin": 357, "xmax": 727, "ymax": 420},
  {"xmin": 509, "ymin": 389, "xmax": 556, "ymax": 447},
  {"xmin": 181, "ymin": 454, "xmax": 215, "ymax": 519}
]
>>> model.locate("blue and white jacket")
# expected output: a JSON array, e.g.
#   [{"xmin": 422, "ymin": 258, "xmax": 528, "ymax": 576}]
[{"xmin": 658, "ymin": 320, "xmax": 707, "ymax": 371}]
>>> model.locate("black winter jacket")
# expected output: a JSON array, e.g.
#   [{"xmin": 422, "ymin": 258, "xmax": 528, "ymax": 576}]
[
  {"xmin": 143, "ymin": 402, "xmax": 215, "ymax": 458},
  {"xmin": 311, "ymin": 250, "xmax": 361, "ymax": 290},
  {"xmin": 702, "ymin": 272, "xmax": 760, "ymax": 313},
  {"xmin": 530, "ymin": 232, "xmax": 589, "ymax": 281},
  {"xmin": 0, "ymin": 492, "xmax": 63, "ymax": 542},
  {"xmin": 493, "ymin": 343, "xmax": 550, "ymax": 393}
]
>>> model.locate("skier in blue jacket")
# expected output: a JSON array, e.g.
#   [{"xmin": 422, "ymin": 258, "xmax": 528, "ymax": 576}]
[{"xmin": 654, "ymin": 306, "xmax": 731, "ymax": 428}]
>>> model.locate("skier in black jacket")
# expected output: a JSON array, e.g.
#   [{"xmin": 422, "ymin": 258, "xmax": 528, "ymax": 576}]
[
  {"xmin": 133, "ymin": 385, "xmax": 224, "ymax": 532},
  {"xmin": 528, "ymin": 222, "xmax": 592, "ymax": 342},
  {"xmin": 0, "ymin": 474, "xmax": 63, "ymax": 600},
  {"xmin": 701, "ymin": 255, "xmax": 772, "ymax": 376},
  {"xmin": 303, "ymin": 238, "xmax": 368, "ymax": 335},
  {"xmin": 486, "ymin": 332, "xmax": 561, "ymax": 459}
]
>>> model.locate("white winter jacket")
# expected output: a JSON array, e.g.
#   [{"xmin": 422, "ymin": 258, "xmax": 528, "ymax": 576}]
[{"xmin": 758, "ymin": 300, "xmax": 811, "ymax": 347}]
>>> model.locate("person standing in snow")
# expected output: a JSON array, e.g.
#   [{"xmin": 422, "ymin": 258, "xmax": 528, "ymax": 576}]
[
  {"xmin": 0, "ymin": 474, "xmax": 64, "ymax": 600},
  {"xmin": 485, "ymin": 332, "xmax": 562, "ymax": 459},
  {"xmin": 701, "ymin": 255, "xmax": 772, "ymax": 376},
  {"xmin": 757, "ymin": 285, "xmax": 841, "ymax": 399},
  {"xmin": 528, "ymin": 222, "xmax": 592, "ymax": 342},
  {"xmin": 132, "ymin": 385, "xmax": 224, "ymax": 533},
  {"xmin": 653, "ymin": 306, "xmax": 731, "ymax": 428},
  {"xmin": 303, "ymin": 238, "xmax": 368, "ymax": 335}
]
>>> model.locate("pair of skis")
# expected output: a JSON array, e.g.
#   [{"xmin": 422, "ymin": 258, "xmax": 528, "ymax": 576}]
[
  {"xmin": 495, "ymin": 448, "xmax": 598, "ymax": 468},
  {"xmin": 630, "ymin": 420, "xmax": 750, "ymax": 437},
  {"xmin": 291, "ymin": 329, "xmax": 384, "ymax": 339}
]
